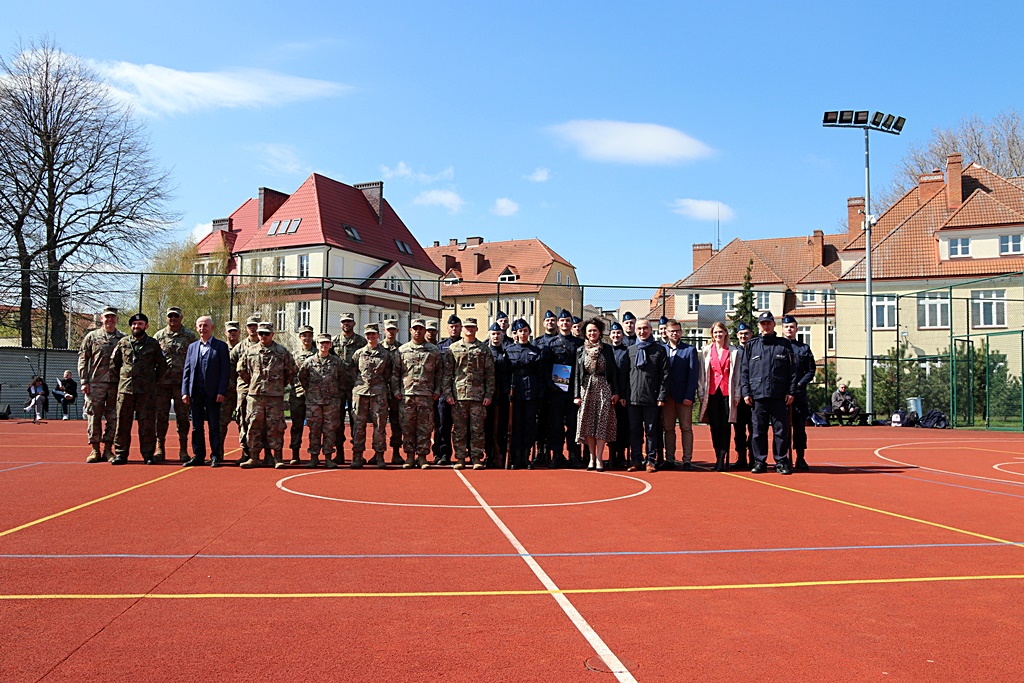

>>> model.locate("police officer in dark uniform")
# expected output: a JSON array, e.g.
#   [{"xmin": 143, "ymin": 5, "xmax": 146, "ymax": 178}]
[
  {"xmin": 485, "ymin": 322, "xmax": 512, "ymax": 468},
  {"xmin": 495, "ymin": 310, "xmax": 515, "ymax": 348},
  {"xmin": 739, "ymin": 311, "xmax": 798, "ymax": 475},
  {"xmin": 507, "ymin": 318, "xmax": 546, "ymax": 469},
  {"xmin": 781, "ymin": 314, "xmax": 815, "ymax": 471},
  {"xmin": 533, "ymin": 310, "xmax": 559, "ymax": 466},
  {"xmin": 621, "ymin": 311, "xmax": 638, "ymax": 346},
  {"xmin": 546, "ymin": 309, "xmax": 583, "ymax": 468},
  {"xmin": 571, "ymin": 316, "xmax": 583, "ymax": 339},
  {"xmin": 732, "ymin": 322, "xmax": 755, "ymax": 469},
  {"xmin": 433, "ymin": 314, "xmax": 462, "ymax": 466},
  {"xmin": 608, "ymin": 321, "xmax": 632, "ymax": 469}
]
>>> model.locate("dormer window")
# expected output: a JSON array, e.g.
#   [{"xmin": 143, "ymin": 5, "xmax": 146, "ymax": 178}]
[
  {"xmin": 949, "ymin": 237, "xmax": 971, "ymax": 258},
  {"xmin": 444, "ymin": 275, "xmax": 460, "ymax": 286},
  {"xmin": 344, "ymin": 224, "xmax": 361, "ymax": 242},
  {"xmin": 498, "ymin": 268, "xmax": 517, "ymax": 283}
]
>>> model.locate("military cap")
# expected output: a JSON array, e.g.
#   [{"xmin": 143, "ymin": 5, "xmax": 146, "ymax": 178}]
[
  {"xmin": 245, "ymin": 315, "xmax": 261, "ymax": 326},
  {"xmin": 781, "ymin": 314, "xmax": 797, "ymax": 324},
  {"xmin": 166, "ymin": 306, "xmax": 182, "ymax": 317},
  {"xmin": 511, "ymin": 318, "xmax": 530, "ymax": 331},
  {"xmin": 488, "ymin": 322, "xmax": 501, "ymax": 332},
  {"xmin": 225, "ymin": 320, "xmax": 240, "ymax": 331},
  {"xmin": 757, "ymin": 311, "xmax": 775, "ymax": 323},
  {"xmin": 610, "ymin": 321, "xmax": 623, "ymax": 332},
  {"xmin": 495, "ymin": 310, "xmax": 508, "ymax": 320},
  {"xmin": 737, "ymin": 322, "xmax": 751, "ymax": 332},
  {"xmin": 658, "ymin": 316, "xmax": 669, "ymax": 325},
  {"xmin": 544, "ymin": 310, "xmax": 556, "ymax": 319},
  {"xmin": 298, "ymin": 325, "xmax": 315, "ymax": 335},
  {"xmin": 316, "ymin": 333, "xmax": 332, "ymax": 343},
  {"xmin": 558, "ymin": 309, "xmax": 572, "ymax": 320},
  {"xmin": 128, "ymin": 312, "xmax": 148, "ymax": 324},
  {"xmin": 257, "ymin": 322, "xmax": 274, "ymax": 332},
  {"xmin": 411, "ymin": 318, "xmax": 427, "ymax": 329},
  {"xmin": 101, "ymin": 306, "xmax": 119, "ymax": 317},
  {"xmin": 364, "ymin": 323, "xmax": 379, "ymax": 334},
  {"xmin": 339, "ymin": 312, "xmax": 355, "ymax": 323},
  {"xmin": 384, "ymin": 319, "xmax": 399, "ymax": 330},
  {"xmin": 426, "ymin": 319, "xmax": 439, "ymax": 330},
  {"xmin": 621, "ymin": 311, "xmax": 636, "ymax": 322},
  {"xmin": 447, "ymin": 314, "xmax": 462, "ymax": 325},
  {"xmin": 572, "ymin": 316, "xmax": 582, "ymax": 325},
  {"xmin": 463, "ymin": 317, "xmax": 479, "ymax": 328}
]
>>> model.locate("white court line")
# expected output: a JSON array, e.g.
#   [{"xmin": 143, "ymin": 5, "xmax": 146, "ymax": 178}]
[
  {"xmin": 875, "ymin": 439, "xmax": 1024, "ymax": 486},
  {"xmin": 0, "ymin": 463, "xmax": 42, "ymax": 474},
  {"xmin": 454, "ymin": 470, "xmax": 636, "ymax": 683}
]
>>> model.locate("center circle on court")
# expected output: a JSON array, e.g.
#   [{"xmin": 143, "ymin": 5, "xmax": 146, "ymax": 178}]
[{"xmin": 276, "ymin": 469, "xmax": 652, "ymax": 508}]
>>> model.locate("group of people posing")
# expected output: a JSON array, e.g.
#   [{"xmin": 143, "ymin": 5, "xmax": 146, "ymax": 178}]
[{"xmin": 76, "ymin": 304, "xmax": 817, "ymax": 475}]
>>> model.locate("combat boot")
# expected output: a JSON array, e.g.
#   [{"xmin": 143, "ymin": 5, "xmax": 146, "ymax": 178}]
[
  {"xmin": 272, "ymin": 449, "xmax": 286, "ymax": 469},
  {"xmin": 178, "ymin": 444, "xmax": 189, "ymax": 462},
  {"xmin": 154, "ymin": 440, "xmax": 165, "ymax": 462},
  {"xmin": 390, "ymin": 447, "xmax": 405, "ymax": 466},
  {"xmin": 102, "ymin": 443, "xmax": 114, "ymax": 461},
  {"xmin": 419, "ymin": 456, "xmax": 431, "ymax": 470},
  {"xmin": 401, "ymin": 454, "xmax": 414, "ymax": 469},
  {"xmin": 325, "ymin": 456, "xmax": 338, "ymax": 470},
  {"xmin": 289, "ymin": 447, "xmax": 301, "ymax": 466},
  {"xmin": 471, "ymin": 456, "xmax": 484, "ymax": 470},
  {"xmin": 240, "ymin": 451, "xmax": 263, "ymax": 469},
  {"xmin": 452, "ymin": 458, "xmax": 465, "ymax": 470},
  {"xmin": 374, "ymin": 452, "xmax": 387, "ymax": 469},
  {"xmin": 86, "ymin": 445, "xmax": 103, "ymax": 463},
  {"xmin": 305, "ymin": 454, "xmax": 319, "ymax": 469},
  {"xmin": 350, "ymin": 455, "xmax": 364, "ymax": 469}
]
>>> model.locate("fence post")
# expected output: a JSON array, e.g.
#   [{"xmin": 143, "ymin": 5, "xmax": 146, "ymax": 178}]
[
  {"xmin": 580, "ymin": 284, "xmax": 585, "ymax": 319},
  {"xmin": 230, "ymin": 277, "xmax": 236, "ymax": 321},
  {"xmin": 138, "ymin": 273, "xmax": 144, "ymax": 314},
  {"xmin": 408, "ymin": 280, "xmax": 414, "ymax": 339},
  {"xmin": 43, "ymin": 269, "xmax": 51, "ymax": 379}
]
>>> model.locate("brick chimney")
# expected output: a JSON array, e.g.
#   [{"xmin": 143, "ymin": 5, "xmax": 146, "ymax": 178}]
[
  {"xmin": 692, "ymin": 243, "xmax": 716, "ymax": 270},
  {"xmin": 474, "ymin": 252, "xmax": 487, "ymax": 275},
  {"xmin": 946, "ymin": 153, "xmax": 963, "ymax": 211},
  {"xmin": 811, "ymin": 229, "xmax": 824, "ymax": 265},
  {"xmin": 432, "ymin": 240, "xmax": 440, "ymax": 247},
  {"xmin": 449, "ymin": 238, "xmax": 459, "ymax": 246},
  {"xmin": 467, "ymin": 236, "xmax": 484, "ymax": 246},
  {"xmin": 212, "ymin": 217, "xmax": 232, "ymax": 233},
  {"xmin": 847, "ymin": 197, "xmax": 865, "ymax": 237},
  {"xmin": 354, "ymin": 181, "xmax": 384, "ymax": 224},
  {"xmin": 919, "ymin": 170, "xmax": 945, "ymax": 205},
  {"xmin": 258, "ymin": 187, "xmax": 290, "ymax": 227},
  {"xmin": 443, "ymin": 254, "xmax": 457, "ymax": 272}
]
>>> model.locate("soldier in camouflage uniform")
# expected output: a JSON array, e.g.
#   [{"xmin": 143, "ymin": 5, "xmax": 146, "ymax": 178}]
[
  {"xmin": 288, "ymin": 325, "xmax": 317, "ymax": 466},
  {"xmin": 79, "ymin": 306, "xmax": 125, "ymax": 462},
  {"xmin": 219, "ymin": 321, "xmax": 241, "ymax": 452},
  {"xmin": 110, "ymin": 313, "xmax": 166, "ymax": 465},
  {"xmin": 425, "ymin": 319, "xmax": 439, "ymax": 346},
  {"xmin": 331, "ymin": 311, "xmax": 367, "ymax": 464},
  {"xmin": 351, "ymin": 324, "xmax": 399, "ymax": 468},
  {"xmin": 380, "ymin": 319, "xmax": 405, "ymax": 465},
  {"xmin": 153, "ymin": 306, "xmax": 199, "ymax": 462},
  {"xmin": 396, "ymin": 318, "xmax": 442, "ymax": 469},
  {"xmin": 443, "ymin": 317, "xmax": 496, "ymax": 470},
  {"xmin": 231, "ymin": 316, "xmax": 261, "ymax": 464},
  {"xmin": 238, "ymin": 322, "xmax": 297, "ymax": 469},
  {"xmin": 297, "ymin": 334, "xmax": 345, "ymax": 468}
]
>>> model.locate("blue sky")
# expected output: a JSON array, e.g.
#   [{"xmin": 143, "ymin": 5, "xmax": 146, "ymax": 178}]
[{"xmin": 5, "ymin": 1, "xmax": 1023, "ymax": 301}]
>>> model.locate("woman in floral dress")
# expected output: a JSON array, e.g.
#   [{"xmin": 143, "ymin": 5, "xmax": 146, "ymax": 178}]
[{"xmin": 573, "ymin": 318, "xmax": 620, "ymax": 471}]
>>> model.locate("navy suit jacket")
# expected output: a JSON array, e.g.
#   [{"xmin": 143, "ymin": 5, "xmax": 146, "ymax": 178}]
[
  {"xmin": 181, "ymin": 336, "xmax": 231, "ymax": 399},
  {"xmin": 663, "ymin": 342, "xmax": 700, "ymax": 404}
]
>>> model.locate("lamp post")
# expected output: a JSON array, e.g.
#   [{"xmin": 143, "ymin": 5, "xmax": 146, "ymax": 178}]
[{"xmin": 823, "ymin": 110, "xmax": 906, "ymax": 418}]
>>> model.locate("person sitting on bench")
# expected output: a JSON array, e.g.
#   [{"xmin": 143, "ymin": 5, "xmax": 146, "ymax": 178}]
[
  {"xmin": 52, "ymin": 370, "xmax": 78, "ymax": 420},
  {"xmin": 831, "ymin": 383, "xmax": 859, "ymax": 424},
  {"xmin": 25, "ymin": 376, "xmax": 49, "ymax": 422}
]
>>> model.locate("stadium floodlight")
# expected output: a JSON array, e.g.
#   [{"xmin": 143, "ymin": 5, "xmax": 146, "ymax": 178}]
[
  {"xmin": 892, "ymin": 116, "xmax": 906, "ymax": 133},
  {"xmin": 854, "ymin": 111, "xmax": 870, "ymax": 125},
  {"xmin": 871, "ymin": 111, "xmax": 885, "ymax": 127},
  {"xmin": 839, "ymin": 110, "xmax": 854, "ymax": 124},
  {"xmin": 881, "ymin": 114, "xmax": 895, "ymax": 130},
  {"xmin": 823, "ymin": 111, "xmax": 839, "ymax": 125}
]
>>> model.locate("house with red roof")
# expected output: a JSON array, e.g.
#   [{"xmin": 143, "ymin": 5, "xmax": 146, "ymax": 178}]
[
  {"xmin": 423, "ymin": 237, "xmax": 581, "ymax": 331},
  {"xmin": 194, "ymin": 175, "xmax": 443, "ymax": 337}
]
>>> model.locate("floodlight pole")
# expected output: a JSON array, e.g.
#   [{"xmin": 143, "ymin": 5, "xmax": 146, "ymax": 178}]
[{"xmin": 863, "ymin": 128, "xmax": 874, "ymax": 417}]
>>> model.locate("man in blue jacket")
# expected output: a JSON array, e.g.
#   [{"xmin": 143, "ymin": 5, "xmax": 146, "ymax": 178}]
[
  {"xmin": 661, "ymin": 319, "xmax": 700, "ymax": 470},
  {"xmin": 181, "ymin": 315, "xmax": 231, "ymax": 467},
  {"xmin": 739, "ymin": 311, "xmax": 798, "ymax": 475}
]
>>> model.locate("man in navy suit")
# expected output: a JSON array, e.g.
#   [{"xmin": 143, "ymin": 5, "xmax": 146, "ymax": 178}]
[{"xmin": 181, "ymin": 316, "xmax": 231, "ymax": 467}]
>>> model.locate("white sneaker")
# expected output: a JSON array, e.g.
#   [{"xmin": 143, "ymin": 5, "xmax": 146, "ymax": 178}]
[{"xmin": 62, "ymin": 415, "xmax": 69, "ymax": 420}]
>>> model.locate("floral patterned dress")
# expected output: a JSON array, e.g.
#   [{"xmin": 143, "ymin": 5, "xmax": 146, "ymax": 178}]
[{"xmin": 576, "ymin": 342, "xmax": 617, "ymax": 442}]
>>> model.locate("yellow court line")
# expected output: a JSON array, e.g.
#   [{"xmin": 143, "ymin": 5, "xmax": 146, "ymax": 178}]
[
  {"xmin": 3, "ymin": 573, "xmax": 1024, "ymax": 600},
  {"xmin": 725, "ymin": 472, "xmax": 1024, "ymax": 547}
]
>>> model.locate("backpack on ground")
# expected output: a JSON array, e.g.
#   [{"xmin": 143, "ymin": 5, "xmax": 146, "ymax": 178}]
[
  {"xmin": 891, "ymin": 408, "xmax": 907, "ymax": 426},
  {"xmin": 810, "ymin": 411, "xmax": 829, "ymax": 427},
  {"xmin": 918, "ymin": 409, "xmax": 947, "ymax": 429},
  {"xmin": 904, "ymin": 410, "xmax": 920, "ymax": 427}
]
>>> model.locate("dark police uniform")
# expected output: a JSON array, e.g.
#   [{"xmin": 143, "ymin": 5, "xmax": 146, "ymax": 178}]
[
  {"xmin": 784, "ymin": 317, "xmax": 816, "ymax": 471},
  {"xmin": 732, "ymin": 324, "xmax": 754, "ymax": 469},
  {"xmin": 507, "ymin": 322, "xmax": 546, "ymax": 469},
  {"xmin": 739, "ymin": 314, "xmax": 798, "ymax": 473},
  {"xmin": 545, "ymin": 327, "xmax": 583, "ymax": 467},
  {"xmin": 485, "ymin": 324, "xmax": 512, "ymax": 468},
  {"xmin": 533, "ymin": 312, "xmax": 560, "ymax": 466}
]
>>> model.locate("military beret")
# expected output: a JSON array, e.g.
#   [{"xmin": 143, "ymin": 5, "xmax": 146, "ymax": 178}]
[
  {"xmin": 572, "ymin": 316, "xmax": 582, "ymax": 325},
  {"xmin": 488, "ymin": 322, "xmax": 501, "ymax": 332},
  {"xmin": 610, "ymin": 321, "xmax": 623, "ymax": 332},
  {"xmin": 364, "ymin": 323, "xmax": 379, "ymax": 334},
  {"xmin": 101, "ymin": 306, "xmax": 118, "ymax": 317},
  {"xmin": 245, "ymin": 315, "xmax": 261, "ymax": 326},
  {"xmin": 495, "ymin": 310, "xmax": 508, "ymax": 320},
  {"xmin": 411, "ymin": 318, "xmax": 427, "ymax": 329},
  {"xmin": 426, "ymin": 320, "xmax": 439, "ymax": 330},
  {"xmin": 621, "ymin": 311, "xmax": 636, "ymax": 322},
  {"xmin": 128, "ymin": 312, "xmax": 148, "ymax": 324},
  {"xmin": 166, "ymin": 306, "xmax": 182, "ymax": 317},
  {"xmin": 758, "ymin": 311, "xmax": 775, "ymax": 323},
  {"xmin": 339, "ymin": 312, "xmax": 355, "ymax": 323},
  {"xmin": 737, "ymin": 322, "xmax": 751, "ymax": 332},
  {"xmin": 447, "ymin": 314, "xmax": 462, "ymax": 325},
  {"xmin": 781, "ymin": 314, "xmax": 797, "ymax": 324},
  {"xmin": 225, "ymin": 320, "xmax": 240, "ymax": 331},
  {"xmin": 658, "ymin": 316, "xmax": 669, "ymax": 325},
  {"xmin": 257, "ymin": 322, "xmax": 273, "ymax": 332},
  {"xmin": 384, "ymin": 319, "xmax": 399, "ymax": 330},
  {"xmin": 316, "ymin": 333, "xmax": 332, "ymax": 343},
  {"xmin": 558, "ymin": 309, "xmax": 572, "ymax": 320},
  {"xmin": 511, "ymin": 318, "xmax": 530, "ymax": 331},
  {"xmin": 298, "ymin": 325, "xmax": 314, "ymax": 335},
  {"xmin": 544, "ymin": 310, "xmax": 556, "ymax": 319},
  {"xmin": 463, "ymin": 317, "xmax": 479, "ymax": 328}
]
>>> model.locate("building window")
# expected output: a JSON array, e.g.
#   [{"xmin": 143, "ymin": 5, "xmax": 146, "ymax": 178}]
[
  {"xmin": 801, "ymin": 290, "xmax": 817, "ymax": 304},
  {"xmin": 797, "ymin": 326, "xmax": 811, "ymax": 346},
  {"xmin": 721, "ymin": 292, "xmax": 736, "ymax": 312},
  {"xmin": 972, "ymin": 290, "xmax": 1006, "ymax": 328},
  {"xmin": 287, "ymin": 218, "xmax": 301, "ymax": 234},
  {"xmin": 827, "ymin": 325, "xmax": 835, "ymax": 351},
  {"xmin": 444, "ymin": 302, "xmax": 456, "ymax": 309},
  {"xmin": 298, "ymin": 254, "xmax": 310, "ymax": 279},
  {"xmin": 267, "ymin": 220, "xmax": 281, "ymax": 236},
  {"xmin": 917, "ymin": 292, "xmax": 950, "ymax": 329},
  {"xmin": 460, "ymin": 302, "xmax": 474, "ymax": 310},
  {"xmin": 949, "ymin": 237, "xmax": 971, "ymax": 257},
  {"xmin": 344, "ymin": 224, "xmax": 362, "ymax": 242},
  {"xmin": 498, "ymin": 268, "xmax": 517, "ymax": 283},
  {"xmin": 276, "ymin": 304, "xmax": 287, "ymax": 331},
  {"xmin": 687, "ymin": 294, "xmax": 700, "ymax": 314},
  {"xmin": 193, "ymin": 263, "xmax": 208, "ymax": 287},
  {"xmin": 444, "ymin": 275, "xmax": 460, "ymax": 285},
  {"xmin": 249, "ymin": 259, "xmax": 262, "ymax": 277},
  {"xmin": 873, "ymin": 294, "xmax": 897, "ymax": 330},
  {"xmin": 384, "ymin": 276, "xmax": 402, "ymax": 293},
  {"xmin": 297, "ymin": 301, "xmax": 310, "ymax": 327},
  {"xmin": 566, "ymin": 277, "xmax": 572, "ymax": 287},
  {"xmin": 395, "ymin": 239, "xmax": 413, "ymax": 255},
  {"xmin": 822, "ymin": 289, "xmax": 835, "ymax": 303},
  {"xmin": 275, "ymin": 257, "xmax": 286, "ymax": 279},
  {"xmin": 755, "ymin": 291, "xmax": 770, "ymax": 311},
  {"xmin": 1000, "ymin": 235, "xmax": 1023, "ymax": 255},
  {"xmin": 556, "ymin": 271, "xmax": 562, "ymax": 284}
]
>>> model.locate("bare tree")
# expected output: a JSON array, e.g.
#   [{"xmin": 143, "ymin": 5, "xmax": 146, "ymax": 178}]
[{"xmin": 0, "ymin": 37, "xmax": 177, "ymax": 348}]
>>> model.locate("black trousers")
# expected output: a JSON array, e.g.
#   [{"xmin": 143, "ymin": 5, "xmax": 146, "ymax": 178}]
[
  {"xmin": 511, "ymin": 399, "xmax": 539, "ymax": 463},
  {"xmin": 433, "ymin": 398, "xmax": 453, "ymax": 459},
  {"xmin": 734, "ymin": 399, "xmax": 753, "ymax": 460},
  {"xmin": 792, "ymin": 393, "xmax": 809, "ymax": 456},
  {"xmin": 485, "ymin": 394, "xmax": 510, "ymax": 465},
  {"xmin": 706, "ymin": 391, "xmax": 732, "ymax": 454},
  {"xmin": 751, "ymin": 397, "xmax": 791, "ymax": 465},
  {"xmin": 628, "ymin": 404, "xmax": 660, "ymax": 466},
  {"xmin": 547, "ymin": 389, "xmax": 578, "ymax": 456},
  {"xmin": 190, "ymin": 391, "xmax": 222, "ymax": 460},
  {"xmin": 611, "ymin": 401, "xmax": 629, "ymax": 461}
]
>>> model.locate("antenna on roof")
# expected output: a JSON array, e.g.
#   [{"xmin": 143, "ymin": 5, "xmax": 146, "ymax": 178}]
[{"xmin": 715, "ymin": 204, "xmax": 721, "ymax": 251}]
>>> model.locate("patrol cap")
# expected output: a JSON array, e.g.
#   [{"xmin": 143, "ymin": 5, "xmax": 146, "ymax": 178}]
[
  {"xmin": 245, "ymin": 315, "xmax": 261, "ymax": 326},
  {"xmin": 610, "ymin": 321, "xmax": 623, "ymax": 332},
  {"xmin": 339, "ymin": 312, "xmax": 355, "ymax": 323},
  {"xmin": 225, "ymin": 320, "xmax": 240, "ymax": 331},
  {"xmin": 411, "ymin": 318, "xmax": 427, "ymax": 329},
  {"xmin": 558, "ymin": 309, "xmax": 572, "ymax": 320},
  {"xmin": 463, "ymin": 317, "xmax": 479, "ymax": 328},
  {"xmin": 384, "ymin": 319, "xmax": 399, "ymax": 330},
  {"xmin": 447, "ymin": 314, "xmax": 462, "ymax": 325},
  {"xmin": 128, "ymin": 312, "xmax": 148, "ymax": 324},
  {"xmin": 101, "ymin": 306, "xmax": 118, "ymax": 318},
  {"xmin": 426, "ymin": 319, "xmax": 439, "ymax": 330},
  {"xmin": 621, "ymin": 311, "xmax": 636, "ymax": 322},
  {"xmin": 544, "ymin": 310, "xmax": 556, "ymax": 320},
  {"xmin": 737, "ymin": 322, "xmax": 751, "ymax": 332},
  {"xmin": 781, "ymin": 314, "xmax": 797, "ymax": 324},
  {"xmin": 316, "ymin": 333, "xmax": 332, "ymax": 343},
  {"xmin": 166, "ymin": 306, "xmax": 182, "ymax": 318},
  {"xmin": 757, "ymin": 311, "xmax": 775, "ymax": 323},
  {"xmin": 495, "ymin": 310, "xmax": 508, "ymax": 320},
  {"xmin": 658, "ymin": 316, "xmax": 669, "ymax": 325},
  {"xmin": 572, "ymin": 316, "xmax": 582, "ymax": 325},
  {"xmin": 363, "ymin": 323, "xmax": 379, "ymax": 334},
  {"xmin": 511, "ymin": 318, "xmax": 530, "ymax": 331},
  {"xmin": 488, "ymin": 322, "xmax": 501, "ymax": 332},
  {"xmin": 257, "ymin": 322, "xmax": 274, "ymax": 333},
  {"xmin": 298, "ymin": 325, "xmax": 314, "ymax": 335}
]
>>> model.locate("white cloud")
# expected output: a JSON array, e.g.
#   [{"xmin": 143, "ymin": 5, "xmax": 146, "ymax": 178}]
[
  {"xmin": 92, "ymin": 60, "xmax": 350, "ymax": 116},
  {"xmin": 381, "ymin": 161, "xmax": 454, "ymax": 183},
  {"xmin": 670, "ymin": 199, "xmax": 735, "ymax": 221},
  {"xmin": 249, "ymin": 143, "xmax": 309, "ymax": 176},
  {"xmin": 414, "ymin": 189, "xmax": 464, "ymax": 214},
  {"xmin": 548, "ymin": 120, "xmax": 713, "ymax": 164},
  {"xmin": 190, "ymin": 222, "xmax": 213, "ymax": 241},
  {"xmin": 524, "ymin": 167, "xmax": 550, "ymax": 182},
  {"xmin": 492, "ymin": 198, "xmax": 519, "ymax": 217}
]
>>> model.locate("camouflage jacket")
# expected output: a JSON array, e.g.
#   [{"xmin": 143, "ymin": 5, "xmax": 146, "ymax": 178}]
[
  {"xmin": 110, "ymin": 334, "xmax": 166, "ymax": 395},
  {"xmin": 396, "ymin": 341, "xmax": 442, "ymax": 397},
  {"xmin": 224, "ymin": 340, "xmax": 240, "ymax": 399},
  {"xmin": 331, "ymin": 332, "xmax": 367, "ymax": 385},
  {"xmin": 352, "ymin": 345, "xmax": 399, "ymax": 397},
  {"xmin": 297, "ymin": 353, "xmax": 345, "ymax": 405},
  {"xmin": 153, "ymin": 326, "xmax": 199, "ymax": 386},
  {"xmin": 238, "ymin": 341, "xmax": 297, "ymax": 397},
  {"xmin": 290, "ymin": 347, "xmax": 317, "ymax": 398},
  {"xmin": 443, "ymin": 339, "xmax": 496, "ymax": 402},
  {"xmin": 78, "ymin": 328, "xmax": 126, "ymax": 386},
  {"xmin": 230, "ymin": 338, "xmax": 260, "ymax": 393}
]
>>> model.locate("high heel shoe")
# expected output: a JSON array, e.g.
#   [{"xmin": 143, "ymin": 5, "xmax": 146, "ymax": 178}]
[{"xmin": 587, "ymin": 455, "xmax": 596, "ymax": 471}]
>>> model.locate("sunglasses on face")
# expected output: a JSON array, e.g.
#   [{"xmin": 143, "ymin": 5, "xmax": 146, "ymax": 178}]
[{"xmin": 258, "ymin": 331, "xmax": 271, "ymax": 336}]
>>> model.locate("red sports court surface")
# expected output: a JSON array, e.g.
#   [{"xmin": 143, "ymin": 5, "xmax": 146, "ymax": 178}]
[{"xmin": 1, "ymin": 421, "xmax": 1022, "ymax": 682}]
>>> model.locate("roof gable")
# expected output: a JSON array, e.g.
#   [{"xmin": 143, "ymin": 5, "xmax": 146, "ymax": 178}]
[
  {"xmin": 424, "ymin": 238, "xmax": 573, "ymax": 296},
  {"xmin": 938, "ymin": 188, "xmax": 1024, "ymax": 230}
]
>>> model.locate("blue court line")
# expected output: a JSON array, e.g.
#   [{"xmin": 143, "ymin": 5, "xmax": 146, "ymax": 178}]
[
  {"xmin": 824, "ymin": 463, "xmax": 1024, "ymax": 498},
  {"xmin": 0, "ymin": 542, "xmax": 1013, "ymax": 561},
  {"xmin": 0, "ymin": 463, "xmax": 42, "ymax": 475}
]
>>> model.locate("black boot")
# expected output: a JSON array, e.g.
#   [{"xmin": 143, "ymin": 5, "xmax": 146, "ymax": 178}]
[
  {"xmin": 289, "ymin": 447, "xmax": 301, "ymax": 466},
  {"xmin": 795, "ymin": 451, "xmax": 810, "ymax": 471},
  {"xmin": 734, "ymin": 451, "xmax": 748, "ymax": 470},
  {"xmin": 714, "ymin": 451, "xmax": 725, "ymax": 471}
]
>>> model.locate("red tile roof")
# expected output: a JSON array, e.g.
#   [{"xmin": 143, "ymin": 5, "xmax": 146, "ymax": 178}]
[
  {"xmin": 679, "ymin": 232, "xmax": 843, "ymax": 290},
  {"xmin": 424, "ymin": 238, "xmax": 575, "ymax": 296},
  {"xmin": 937, "ymin": 188, "xmax": 1024, "ymax": 230}
]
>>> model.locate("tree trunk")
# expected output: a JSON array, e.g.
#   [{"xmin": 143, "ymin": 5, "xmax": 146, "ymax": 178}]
[
  {"xmin": 45, "ymin": 261, "xmax": 67, "ymax": 349},
  {"xmin": 18, "ymin": 264, "xmax": 32, "ymax": 348}
]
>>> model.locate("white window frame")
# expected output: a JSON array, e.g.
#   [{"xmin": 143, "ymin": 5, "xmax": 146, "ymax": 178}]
[
  {"xmin": 872, "ymin": 294, "xmax": 897, "ymax": 330},
  {"xmin": 460, "ymin": 302, "xmax": 474, "ymax": 310},
  {"xmin": 827, "ymin": 324, "xmax": 835, "ymax": 351},
  {"xmin": 797, "ymin": 325, "xmax": 811, "ymax": 346},
  {"xmin": 556, "ymin": 271, "xmax": 562, "ymax": 284},
  {"xmin": 275, "ymin": 256, "xmax": 286, "ymax": 279},
  {"xmin": 917, "ymin": 292, "xmax": 950, "ymax": 330},
  {"xmin": 756, "ymin": 291, "xmax": 770, "ymax": 311},
  {"xmin": 298, "ymin": 254, "xmax": 310, "ymax": 279},
  {"xmin": 297, "ymin": 301, "xmax": 310, "ymax": 328},
  {"xmin": 193, "ymin": 262, "xmax": 208, "ymax": 287},
  {"xmin": 972, "ymin": 290, "xmax": 1007, "ymax": 329},
  {"xmin": 1000, "ymin": 234, "xmax": 1023, "ymax": 255},
  {"xmin": 722, "ymin": 292, "xmax": 736, "ymax": 312},
  {"xmin": 498, "ymin": 268, "xmax": 517, "ymax": 283},
  {"xmin": 800, "ymin": 289, "xmax": 817, "ymax": 304},
  {"xmin": 249, "ymin": 258, "xmax": 262, "ymax": 277},
  {"xmin": 949, "ymin": 237, "xmax": 971, "ymax": 258},
  {"xmin": 276, "ymin": 304, "xmax": 287, "ymax": 331},
  {"xmin": 687, "ymin": 293, "xmax": 700, "ymax": 314},
  {"xmin": 822, "ymin": 289, "xmax": 835, "ymax": 303}
]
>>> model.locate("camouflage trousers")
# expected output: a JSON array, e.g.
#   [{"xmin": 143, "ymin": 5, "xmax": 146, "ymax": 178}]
[
  {"xmin": 452, "ymin": 399, "xmax": 487, "ymax": 463},
  {"xmin": 400, "ymin": 395, "xmax": 435, "ymax": 457},
  {"xmin": 236, "ymin": 390, "xmax": 250, "ymax": 455},
  {"xmin": 154, "ymin": 385, "xmax": 189, "ymax": 446},
  {"xmin": 340, "ymin": 384, "xmax": 355, "ymax": 446},
  {"xmin": 114, "ymin": 392, "xmax": 157, "ymax": 460},
  {"xmin": 352, "ymin": 394, "xmax": 388, "ymax": 457},
  {"xmin": 387, "ymin": 396, "xmax": 402, "ymax": 449},
  {"xmin": 84, "ymin": 382, "xmax": 117, "ymax": 445},
  {"xmin": 306, "ymin": 403, "xmax": 341, "ymax": 457},
  {"xmin": 219, "ymin": 389, "xmax": 237, "ymax": 454},
  {"xmin": 289, "ymin": 395, "xmax": 307, "ymax": 450},
  {"xmin": 246, "ymin": 395, "xmax": 287, "ymax": 456}
]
